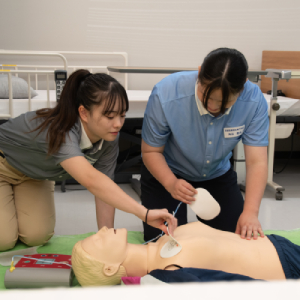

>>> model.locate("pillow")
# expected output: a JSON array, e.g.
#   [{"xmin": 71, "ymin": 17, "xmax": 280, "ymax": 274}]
[{"xmin": 0, "ymin": 74, "xmax": 38, "ymax": 99}]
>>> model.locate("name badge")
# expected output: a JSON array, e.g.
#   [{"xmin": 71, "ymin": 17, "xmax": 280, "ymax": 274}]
[{"xmin": 224, "ymin": 125, "xmax": 245, "ymax": 138}]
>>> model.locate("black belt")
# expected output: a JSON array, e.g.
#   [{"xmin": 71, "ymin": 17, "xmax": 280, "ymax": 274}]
[{"xmin": 0, "ymin": 152, "xmax": 5, "ymax": 158}]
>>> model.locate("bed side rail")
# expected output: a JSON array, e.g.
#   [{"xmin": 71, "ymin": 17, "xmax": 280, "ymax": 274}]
[
  {"xmin": 1, "ymin": 64, "xmax": 109, "ymax": 90},
  {"xmin": 0, "ymin": 69, "xmax": 55, "ymax": 119},
  {"xmin": 57, "ymin": 51, "xmax": 128, "ymax": 89}
]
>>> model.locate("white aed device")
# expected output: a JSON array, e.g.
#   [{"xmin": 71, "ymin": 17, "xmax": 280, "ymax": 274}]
[
  {"xmin": 54, "ymin": 70, "xmax": 67, "ymax": 102},
  {"xmin": 189, "ymin": 188, "xmax": 221, "ymax": 220}
]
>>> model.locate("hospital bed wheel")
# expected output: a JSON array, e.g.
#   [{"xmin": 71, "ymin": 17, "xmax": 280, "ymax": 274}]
[{"xmin": 275, "ymin": 191, "xmax": 283, "ymax": 201}]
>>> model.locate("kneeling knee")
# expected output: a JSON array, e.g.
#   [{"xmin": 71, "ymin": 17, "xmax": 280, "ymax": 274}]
[
  {"xmin": 20, "ymin": 231, "xmax": 54, "ymax": 247},
  {"xmin": 0, "ymin": 237, "xmax": 18, "ymax": 252}
]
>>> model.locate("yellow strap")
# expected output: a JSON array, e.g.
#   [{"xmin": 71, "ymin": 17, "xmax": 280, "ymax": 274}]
[
  {"xmin": 0, "ymin": 70, "xmax": 11, "ymax": 72},
  {"xmin": 2, "ymin": 64, "xmax": 16, "ymax": 67}
]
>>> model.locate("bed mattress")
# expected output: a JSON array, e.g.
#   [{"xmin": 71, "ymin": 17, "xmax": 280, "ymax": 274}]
[
  {"xmin": 0, "ymin": 90, "xmax": 152, "ymax": 119},
  {"xmin": 0, "ymin": 90, "xmax": 57, "ymax": 118},
  {"xmin": 1, "ymin": 91, "xmax": 299, "ymax": 119},
  {"xmin": 263, "ymin": 94, "xmax": 300, "ymax": 117}
]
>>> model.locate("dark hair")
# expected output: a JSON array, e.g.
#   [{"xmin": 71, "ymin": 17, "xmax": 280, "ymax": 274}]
[
  {"xmin": 198, "ymin": 48, "xmax": 248, "ymax": 114},
  {"xmin": 32, "ymin": 69, "xmax": 129, "ymax": 155}
]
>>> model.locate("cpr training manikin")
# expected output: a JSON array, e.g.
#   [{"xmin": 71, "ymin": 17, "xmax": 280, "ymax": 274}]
[{"xmin": 71, "ymin": 190, "xmax": 292, "ymax": 286}]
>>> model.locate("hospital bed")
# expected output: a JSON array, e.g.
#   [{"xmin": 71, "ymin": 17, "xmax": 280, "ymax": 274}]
[
  {"xmin": 234, "ymin": 72, "xmax": 300, "ymax": 200},
  {"xmin": 0, "ymin": 50, "xmax": 129, "ymax": 119},
  {"xmin": 234, "ymin": 51, "xmax": 300, "ymax": 200}
]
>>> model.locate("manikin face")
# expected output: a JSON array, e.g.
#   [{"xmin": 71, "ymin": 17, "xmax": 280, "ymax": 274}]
[
  {"xmin": 82, "ymin": 226, "xmax": 128, "ymax": 266},
  {"xmin": 196, "ymin": 82, "xmax": 239, "ymax": 117},
  {"xmin": 79, "ymin": 100, "xmax": 126, "ymax": 144}
]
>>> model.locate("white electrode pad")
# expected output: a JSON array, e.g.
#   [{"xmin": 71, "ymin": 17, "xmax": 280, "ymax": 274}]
[
  {"xmin": 189, "ymin": 188, "xmax": 221, "ymax": 220},
  {"xmin": 160, "ymin": 227, "xmax": 182, "ymax": 258}
]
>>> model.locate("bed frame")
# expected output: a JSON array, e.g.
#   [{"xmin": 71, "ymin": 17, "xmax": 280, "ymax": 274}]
[
  {"xmin": 261, "ymin": 51, "xmax": 300, "ymax": 99},
  {"xmin": 260, "ymin": 51, "xmax": 300, "ymax": 199},
  {"xmin": 0, "ymin": 50, "xmax": 128, "ymax": 119}
]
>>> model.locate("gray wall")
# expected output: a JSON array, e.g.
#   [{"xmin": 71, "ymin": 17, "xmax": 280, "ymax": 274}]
[{"xmin": 1, "ymin": 0, "xmax": 300, "ymax": 90}]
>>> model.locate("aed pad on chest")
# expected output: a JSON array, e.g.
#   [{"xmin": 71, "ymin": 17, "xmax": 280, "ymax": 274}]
[
  {"xmin": 160, "ymin": 239, "xmax": 182, "ymax": 258},
  {"xmin": 189, "ymin": 188, "xmax": 221, "ymax": 220},
  {"xmin": 160, "ymin": 227, "xmax": 182, "ymax": 258}
]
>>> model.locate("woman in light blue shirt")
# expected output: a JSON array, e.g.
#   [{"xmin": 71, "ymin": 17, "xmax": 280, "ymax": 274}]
[{"xmin": 141, "ymin": 48, "xmax": 269, "ymax": 242}]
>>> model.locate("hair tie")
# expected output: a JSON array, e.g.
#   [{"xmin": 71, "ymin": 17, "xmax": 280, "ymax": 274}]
[
  {"xmin": 81, "ymin": 72, "xmax": 92, "ymax": 83},
  {"xmin": 145, "ymin": 209, "xmax": 150, "ymax": 224}
]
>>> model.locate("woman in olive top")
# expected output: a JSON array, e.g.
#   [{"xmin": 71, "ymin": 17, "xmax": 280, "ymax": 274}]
[{"xmin": 0, "ymin": 69, "xmax": 176, "ymax": 251}]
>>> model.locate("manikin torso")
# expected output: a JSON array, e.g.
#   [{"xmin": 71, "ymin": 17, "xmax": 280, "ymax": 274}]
[{"xmin": 146, "ymin": 222, "xmax": 285, "ymax": 280}]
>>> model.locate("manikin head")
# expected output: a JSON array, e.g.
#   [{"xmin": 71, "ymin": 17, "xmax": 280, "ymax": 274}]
[{"xmin": 72, "ymin": 227, "xmax": 129, "ymax": 286}]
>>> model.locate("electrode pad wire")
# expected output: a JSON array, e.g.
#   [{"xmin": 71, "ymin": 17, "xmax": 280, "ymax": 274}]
[{"xmin": 143, "ymin": 202, "xmax": 182, "ymax": 245}]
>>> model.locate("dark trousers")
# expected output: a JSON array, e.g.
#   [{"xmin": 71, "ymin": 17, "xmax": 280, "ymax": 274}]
[{"xmin": 141, "ymin": 163, "xmax": 244, "ymax": 241}]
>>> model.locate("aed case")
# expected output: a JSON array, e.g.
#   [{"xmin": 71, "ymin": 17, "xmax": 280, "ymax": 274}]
[{"xmin": 4, "ymin": 254, "xmax": 73, "ymax": 289}]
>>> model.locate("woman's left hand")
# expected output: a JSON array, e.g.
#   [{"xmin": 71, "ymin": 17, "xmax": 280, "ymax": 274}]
[{"xmin": 235, "ymin": 210, "xmax": 265, "ymax": 240}]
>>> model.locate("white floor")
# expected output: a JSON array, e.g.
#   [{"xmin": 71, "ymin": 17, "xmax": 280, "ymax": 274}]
[{"xmin": 54, "ymin": 160, "xmax": 300, "ymax": 235}]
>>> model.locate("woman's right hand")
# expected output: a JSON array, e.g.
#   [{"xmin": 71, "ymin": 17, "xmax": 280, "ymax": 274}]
[
  {"xmin": 146, "ymin": 209, "xmax": 178, "ymax": 236},
  {"xmin": 167, "ymin": 178, "xmax": 197, "ymax": 204}
]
